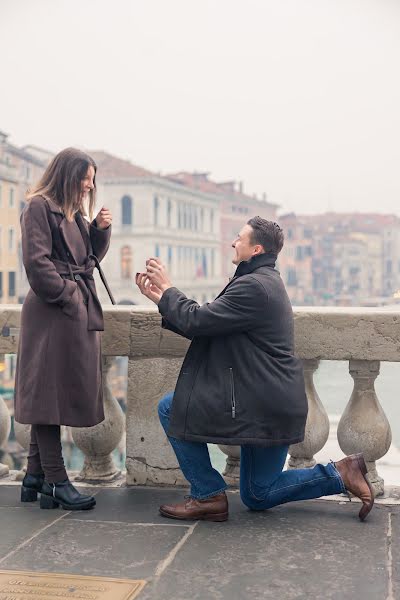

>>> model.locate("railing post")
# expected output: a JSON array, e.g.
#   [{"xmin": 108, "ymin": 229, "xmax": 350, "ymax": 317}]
[
  {"xmin": 218, "ymin": 445, "xmax": 240, "ymax": 485},
  {"xmin": 72, "ymin": 356, "xmax": 125, "ymax": 483},
  {"xmin": 288, "ymin": 359, "xmax": 330, "ymax": 469},
  {"xmin": 337, "ymin": 360, "xmax": 392, "ymax": 497},
  {"xmin": 0, "ymin": 352, "xmax": 11, "ymax": 477},
  {"xmin": 125, "ymin": 356, "xmax": 187, "ymax": 486}
]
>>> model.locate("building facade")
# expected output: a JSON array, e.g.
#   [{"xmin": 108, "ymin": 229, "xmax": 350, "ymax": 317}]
[{"xmin": 91, "ymin": 153, "xmax": 224, "ymax": 305}]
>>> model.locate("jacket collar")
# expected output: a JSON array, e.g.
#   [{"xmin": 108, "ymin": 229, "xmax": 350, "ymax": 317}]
[
  {"xmin": 234, "ymin": 252, "xmax": 277, "ymax": 278},
  {"xmin": 43, "ymin": 195, "xmax": 63, "ymax": 214}
]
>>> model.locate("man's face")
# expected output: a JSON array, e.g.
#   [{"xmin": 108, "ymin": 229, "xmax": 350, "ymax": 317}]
[{"xmin": 231, "ymin": 224, "xmax": 263, "ymax": 266}]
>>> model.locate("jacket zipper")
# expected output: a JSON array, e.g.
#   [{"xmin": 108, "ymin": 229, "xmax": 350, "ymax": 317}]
[{"xmin": 229, "ymin": 368, "xmax": 236, "ymax": 419}]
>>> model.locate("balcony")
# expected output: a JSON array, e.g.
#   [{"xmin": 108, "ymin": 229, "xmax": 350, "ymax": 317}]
[{"xmin": 0, "ymin": 305, "xmax": 400, "ymax": 599}]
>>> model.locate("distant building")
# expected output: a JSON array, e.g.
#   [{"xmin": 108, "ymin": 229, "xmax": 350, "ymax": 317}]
[
  {"xmin": 165, "ymin": 172, "xmax": 278, "ymax": 281},
  {"xmin": 278, "ymin": 213, "xmax": 313, "ymax": 305},
  {"xmin": 90, "ymin": 153, "xmax": 224, "ymax": 305}
]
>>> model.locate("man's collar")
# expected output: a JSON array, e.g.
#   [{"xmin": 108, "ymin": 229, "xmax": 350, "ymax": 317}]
[{"xmin": 234, "ymin": 252, "xmax": 277, "ymax": 277}]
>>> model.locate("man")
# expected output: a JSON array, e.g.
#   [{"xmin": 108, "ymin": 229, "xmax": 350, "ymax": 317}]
[{"xmin": 136, "ymin": 217, "xmax": 373, "ymax": 522}]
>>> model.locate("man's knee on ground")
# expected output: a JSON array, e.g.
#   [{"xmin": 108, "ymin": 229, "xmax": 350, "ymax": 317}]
[{"xmin": 240, "ymin": 489, "xmax": 266, "ymax": 511}]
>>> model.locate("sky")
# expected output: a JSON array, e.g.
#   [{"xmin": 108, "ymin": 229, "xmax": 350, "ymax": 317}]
[{"xmin": 1, "ymin": 0, "xmax": 400, "ymax": 215}]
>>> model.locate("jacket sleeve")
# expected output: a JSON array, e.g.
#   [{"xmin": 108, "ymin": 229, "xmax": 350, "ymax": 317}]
[
  {"xmin": 161, "ymin": 317, "xmax": 193, "ymax": 340},
  {"xmin": 158, "ymin": 276, "xmax": 268, "ymax": 338},
  {"xmin": 90, "ymin": 220, "xmax": 111, "ymax": 262},
  {"xmin": 21, "ymin": 197, "xmax": 77, "ymax": 306}
]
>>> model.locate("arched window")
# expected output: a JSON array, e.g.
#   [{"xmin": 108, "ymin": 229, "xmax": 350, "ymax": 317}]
[
  {"xmin": 121, "ymin": 195, "xmax": 133, "ymax": 226},
  {"xmin": 121, "ymin": 246, "xmax": 133, "ymax": 279}
]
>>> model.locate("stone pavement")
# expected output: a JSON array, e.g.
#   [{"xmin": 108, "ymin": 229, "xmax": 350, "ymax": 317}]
[{"xmin": 0, "ymin": 484, "xmax": 398, "ymax": 600}]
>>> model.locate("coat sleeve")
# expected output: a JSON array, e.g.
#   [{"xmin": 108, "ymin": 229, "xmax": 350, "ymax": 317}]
[
  {"xmin": 90, "ymin": 220, "xmax": 111, "ymax": 262},
  {"xmin": 161, "ymin": 317, "xmax": 193, "ymax": 340},
  {"xmin": 21, "ymin": 197, "xmax": 77, "ymax": 306},
  {"xmin": 158, "ymin": 276, "xmax": 268, "ymax": 338}
]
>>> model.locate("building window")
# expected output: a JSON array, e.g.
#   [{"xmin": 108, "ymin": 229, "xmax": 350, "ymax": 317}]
[
  {"xmin": 154, "ymin": 196, "xmax": 159, "ymax": 226},
  {"xmin": 287, "ymin": 269, "xmax": 297, "ymax": 286},
  {"xmin": 121, "ymin": 195, "xmax": 133, "ymax": 226},
  {"xmin": 168, "ymin": 246, "xmax": 172, "ymax": 268},
  {"xmin": 8, "ymin": 272, "xmax": 16, "ymax": 297},
  {"xmin": 210, "ymin": 209, "xmax": 214, "ymax": 232},
  {"xmin": 155, "ymin": 244, "xmax": 160, "ymax": 258},
  {"xmin": 167, "ymin": 199, "xmax": 172, "ymax": 227},
  {"xmin": 120, "ymin": 246, "xmax": 133, "ymax": 279},
  {"xmin": 8, "ymin": 228, "xmax": 15, "ymax": 252},
  {"xmin": 9, "ymin": 188, "xmax": 15, "ymax": 208}
]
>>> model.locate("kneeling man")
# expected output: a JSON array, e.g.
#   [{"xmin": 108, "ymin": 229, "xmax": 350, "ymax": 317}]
[{"xmin": 136, "ymin": 217, "xmax": 373, "ymax": 522}]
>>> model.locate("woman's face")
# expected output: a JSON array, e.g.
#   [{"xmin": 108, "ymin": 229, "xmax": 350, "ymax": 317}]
[{"xmin": 81, "ymin": 165, "xmax": 95, "ymax": 199}]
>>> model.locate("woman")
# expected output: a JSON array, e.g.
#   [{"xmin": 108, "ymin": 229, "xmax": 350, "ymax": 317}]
[{"xmin": 14, "ymin": 148, "xmax": 114, "ymax": 511}]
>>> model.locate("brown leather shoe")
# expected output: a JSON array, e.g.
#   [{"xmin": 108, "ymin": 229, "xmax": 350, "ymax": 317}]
[
  {"xmin": 159, "ymin": 492, "xmax": 228, "ymax": 522},
  {"xmin": 334, "ymin": 453, "xmax": 374, "ymax": 521}
]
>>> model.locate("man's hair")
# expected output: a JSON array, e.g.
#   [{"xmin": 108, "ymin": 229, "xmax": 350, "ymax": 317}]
[{"xmin": 247, "ymin": 216, "xmax": 284, "ymax": 255}]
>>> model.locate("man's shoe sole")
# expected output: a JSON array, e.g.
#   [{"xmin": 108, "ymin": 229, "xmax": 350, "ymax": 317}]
[{"xmin": 159, "ymin": 509, "xmax": 228, "ymax": 522}]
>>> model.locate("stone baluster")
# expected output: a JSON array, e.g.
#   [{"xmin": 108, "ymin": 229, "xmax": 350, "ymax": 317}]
[
  {"xmin": 337, "ymin": 360, "xmax": 391, "ymax": 497},
  {"xmin": 218, "ymin": 445, "xmax": 240, "ymax": 485},
  {"xmin": 72, "ymin": 356, "xmax": 125, "ymax": 483},
  {"xmin": 13, "ymin": 421, "xmax": 31, "ymax": 480},
  {"xmin": 0, "ymin": 353, "xmax": 12, "ymax": 477},
  {"xmin": 288, "ymin": 359, "xmax": 330, "ymax": 469},
  {"xmin": 126, "ymin": 356, "xmax": 187, "ymax": 486}
]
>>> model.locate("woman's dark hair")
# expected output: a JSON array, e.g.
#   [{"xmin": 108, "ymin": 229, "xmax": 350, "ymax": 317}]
[
  {"xmin": 27, "ymin": 147, "xmax": 97, "ymax": 221},
  {"xmin": 247, "ymin": 216, "xmax": 284, "ymax": 255}
]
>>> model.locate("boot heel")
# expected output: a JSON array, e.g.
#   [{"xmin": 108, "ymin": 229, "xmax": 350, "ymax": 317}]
[
  {"xmin": 40, "ymin": 494, "xmax": 59, "ymax": 510},
  {"xmin": 21, "ymin": 486, "xmax": 38, "ymax": 502}
]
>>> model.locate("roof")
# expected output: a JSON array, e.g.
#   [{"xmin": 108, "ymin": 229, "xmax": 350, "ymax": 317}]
[
  {"xmin": 166, "ymin": 171, "xmax": 276, "ymax": 207},
  {"xmin": 88, "ymin": 151, "xmax": 153, "ymax": 179}
]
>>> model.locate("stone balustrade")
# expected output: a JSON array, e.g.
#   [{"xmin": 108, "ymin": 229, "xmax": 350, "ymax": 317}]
[{"xmin": 0, "ymin": 305, "xmax": 399, "ymax": 496}]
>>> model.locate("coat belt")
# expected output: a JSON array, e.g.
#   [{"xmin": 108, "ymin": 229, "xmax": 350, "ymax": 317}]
[{"xmin": 52, "ymin": 255, "xmax": 115, "ymax": 331}]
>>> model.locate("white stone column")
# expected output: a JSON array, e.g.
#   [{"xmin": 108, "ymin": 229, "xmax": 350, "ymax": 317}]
[
  {"xmin": 218, "ymin": 445, "xmax": 240, "ymax": 485},
  {"xmin": 337, "ymin": 360, "xmax": 392, "ymax": 496},
  {"xmin": 13, "ymin": 421, "xmax": 31, "ymax": 480},
  {"xmin": 72, "ymin": 356, "xmax": 125, "ymax": 483},
  {"xmin": 288, "ymin": 359, "xmax": 330, "ymax": 469},
  {"xmin": 0, "ymin": 353, "xmax": 11, "ymax": 477},
  {"xmin": 126, "ymin": 356, "xmax": 187, "ymax": 486}
]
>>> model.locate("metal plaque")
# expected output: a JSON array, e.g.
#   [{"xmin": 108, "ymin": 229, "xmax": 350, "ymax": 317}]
[{"xmin": 0, "ymin": 570, "xmax": 146, "ymax": 600}]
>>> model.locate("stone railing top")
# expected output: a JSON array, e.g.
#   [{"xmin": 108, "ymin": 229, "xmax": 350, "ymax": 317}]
[{"xmin": 1, "ymin": 304, "xmax": 400, "ymax": 361}]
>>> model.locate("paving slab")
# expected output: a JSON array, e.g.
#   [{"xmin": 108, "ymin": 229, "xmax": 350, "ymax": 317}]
[
  {"xmin": 0, "ymin": 486, "xmax": 396, "ymax": 600},
  {"xmin": 390, "ymin": 510, "xmax": 399, "ymax": 599},
  {"xmin": 141, "ymin": 500, "xmax": 391, "ymax": 600},
  {"xmin": 0, "ymin": 507, "xmax": 64, "ymax": 561},
  {"xmin": 0, "ymin": 518, "xmax": 189, "ymax": 580},
  {"xmin": 62, "ymin": 485, "xmax": 190, "ymax": 524}
]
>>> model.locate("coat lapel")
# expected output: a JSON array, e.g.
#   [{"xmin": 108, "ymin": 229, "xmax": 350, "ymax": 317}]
[{"xmin": 59, "ymin": 218, "xmax": 80, "ymax": 265}]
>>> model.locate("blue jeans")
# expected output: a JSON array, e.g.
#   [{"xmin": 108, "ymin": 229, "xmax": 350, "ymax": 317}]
[{"xmin": 158, "ymin": 393, "xmax": 346, "ymax": 508}]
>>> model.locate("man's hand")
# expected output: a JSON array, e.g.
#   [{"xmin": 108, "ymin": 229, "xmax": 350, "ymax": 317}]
[
  {"xmin": 146, "ymin": 258, "xmax": 173, "ymax": 292},
  {"xmin": 95, "ymin": 207, "xmax": 113, "ymax": 230},
  {"xmin": 136, "ymin": 273, "xmax": 163, "ymax": 305}
]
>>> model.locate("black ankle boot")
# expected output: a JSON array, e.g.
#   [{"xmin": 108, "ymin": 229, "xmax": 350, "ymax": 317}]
[
  {"xmin": 40, "ymin": 480, "xmax": 96, "ymax": 511},
  {"xmin": 21, "ymin": 473, "xmax": 45, "ymax": 502}
]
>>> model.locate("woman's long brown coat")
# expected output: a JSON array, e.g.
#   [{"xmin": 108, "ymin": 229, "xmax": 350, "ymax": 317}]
[{"xmin": 14, "ymin": 195, "xmax": 111, "ymax": 427}]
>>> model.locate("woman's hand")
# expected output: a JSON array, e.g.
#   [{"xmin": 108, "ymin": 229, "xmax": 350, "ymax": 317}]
[
  {"xmin": 95, "ymin": 207, "xmax": 113, "ymax": 230},
  {"xmin": 145, "ymin": 258, "xmax": 173, "ymax": 292},
  {"xmin": 135, "ymin": 273, "xmax": 163, "ymax": 305}
]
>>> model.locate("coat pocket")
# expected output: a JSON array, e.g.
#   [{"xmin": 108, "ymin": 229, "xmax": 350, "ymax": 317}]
[
  {"xmin": 61, "ymin": 287, "xmax": 80, "ymax": 319},
  {"xmin": 223, "ymin": 367, "xmax": 237, "ymax": 419}
]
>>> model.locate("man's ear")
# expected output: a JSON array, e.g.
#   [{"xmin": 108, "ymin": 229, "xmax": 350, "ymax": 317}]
[{"xmin": 253, "ymin": 245, "xmax": 264, "ymax": 256}]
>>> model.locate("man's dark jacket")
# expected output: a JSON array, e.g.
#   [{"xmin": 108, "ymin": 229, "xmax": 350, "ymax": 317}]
[{"xmin": 158, "ymin": 253, "xmax": 308, "ymax": 446}]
